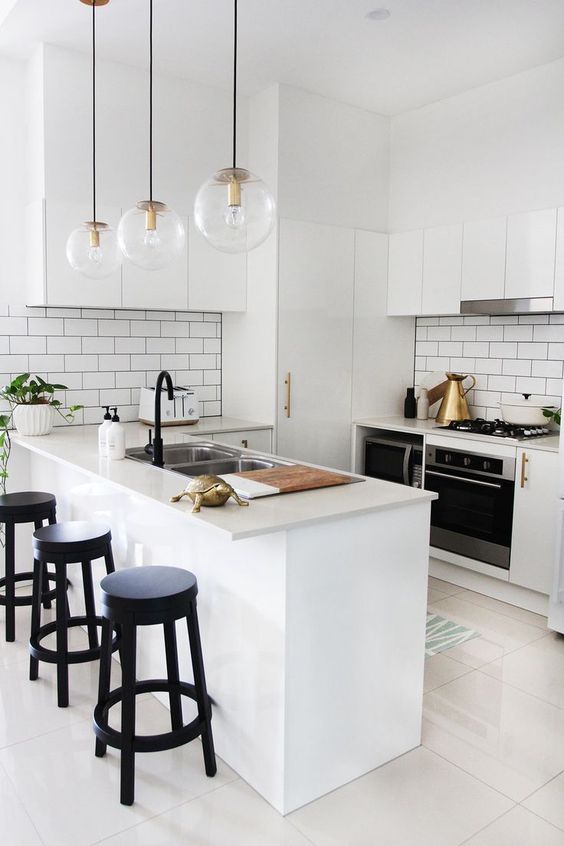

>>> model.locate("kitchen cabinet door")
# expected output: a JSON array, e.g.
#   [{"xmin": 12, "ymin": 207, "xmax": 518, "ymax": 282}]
[
  {"xmin": 187, "ymin": 220, "xmax": 247, "ymax": 312},
  {"xmin": 505, "ymin": 209, "xmax": 557, "ymax": 300},
  {"xmin": 461, "ymin": 216, "xmax": 507, "ymax": 302},
  {"xmin": 121, "ymin": 215, "xmax": 189, "ymax": 310},
  {"xmin": 553, "ymin": 207, "xmax": 564, "ymax": 311},
  {"xmin": 510, "ymin": 447, "xmax": 559, "ymax": 594},
  {"xmin": 422, "ymin": 224, "xmax": 463, "ymax": 315},
  {"xmin": 27, "ymin": 199, "xmax": 123, "ymax": 308},
  {"xmin": 387, "ymin": 230, "xmax": 423, "ymax": 316},
  {"xmin": 277, "ymin": 219, "xmax": 354, "ymax": 471}
]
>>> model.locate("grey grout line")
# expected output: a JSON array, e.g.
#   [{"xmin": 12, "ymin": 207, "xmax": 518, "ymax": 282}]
[{"xmin": 455, "ymin": 805, "xmax": 518, "ymax": 846}]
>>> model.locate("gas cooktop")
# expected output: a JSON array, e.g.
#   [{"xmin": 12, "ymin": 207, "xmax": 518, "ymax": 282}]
[{"xmin": 439, "ymin": 418, "xmax": 551, "ymax": 440}]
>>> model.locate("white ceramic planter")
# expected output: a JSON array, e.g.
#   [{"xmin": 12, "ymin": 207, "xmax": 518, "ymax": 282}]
[{"xmin": 12, "ymin": 404, "xmax": 55, "ymax": 436}]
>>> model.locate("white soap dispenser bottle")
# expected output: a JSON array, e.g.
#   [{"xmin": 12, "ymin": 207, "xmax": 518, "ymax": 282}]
[
  {"xmin": 107, "ymin": 407, "xmax": 126, "ymax": 460},
  {"xmin": 98, "ymin": 406, "xmax": 112, "ymax": 458}
]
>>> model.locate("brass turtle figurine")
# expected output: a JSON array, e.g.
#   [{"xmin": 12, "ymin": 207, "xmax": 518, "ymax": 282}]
[{"xmin": 170, "ymin": 474, "xmax": 249, "ymax": 514}]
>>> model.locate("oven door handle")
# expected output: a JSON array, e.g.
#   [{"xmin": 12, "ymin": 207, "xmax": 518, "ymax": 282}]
[
  {"xmin": 425, "ymin": 469, "xmax": 502, "ymax": 489},
  {"xmin": 403, "ymin": 445, "xmax": 413, "ymax": 486}
]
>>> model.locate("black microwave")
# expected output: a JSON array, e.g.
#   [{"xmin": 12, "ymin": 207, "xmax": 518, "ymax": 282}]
[{"xmin": 364, "ymin": 435, "xmax": 423, "ymax": 488}]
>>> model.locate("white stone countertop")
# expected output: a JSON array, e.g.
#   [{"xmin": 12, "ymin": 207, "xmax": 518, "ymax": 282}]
[
  {"xmin": 146, "ymin": 415, "xmax": 274, "ymax": 435},
  {"xmin": 11, "ymin": 421, "xmax": 436, "ymax": 542},
  {"xmin": 354, "ymin": 416, "xmax": 561, "ymax": 453}
]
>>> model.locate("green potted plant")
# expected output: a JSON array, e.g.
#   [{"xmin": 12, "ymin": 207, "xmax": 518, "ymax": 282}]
[
  {"xmin": 543, "ymin": 407, "xmax": 561, "ymax": 429},
  {"xmin": 0, "ymin": 374, "xmax": 82, "ymax": 437}
]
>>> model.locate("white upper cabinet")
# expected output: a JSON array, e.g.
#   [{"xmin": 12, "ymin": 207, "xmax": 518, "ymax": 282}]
[
  {"xmin": 187, "ymin": 219, "xmax": 247, "ymax": 313},
  {"xmin": 387, "ymin": 230, "xmax": 423, "ymax": 316},
  {"xmin": 461, "ymin": 216, "xmax": 507, "ymax": 302},
  {"xmin": 122, "ymin": 215, "xmax": 189, "ymax": 310},
  {"xmin": 505, "ymin": 208, "xmax": 557, "ymax": 300},
  {"xmin": 553, "ymin": 207, "xmax": 564, "ymax": 311},
  {"xmin": 26, "ymin": 199, "xmax": 123, "ymax": 308},
  {"xmin": 421, "ymin": 224, "xmax": 462, "ymax": 315}
]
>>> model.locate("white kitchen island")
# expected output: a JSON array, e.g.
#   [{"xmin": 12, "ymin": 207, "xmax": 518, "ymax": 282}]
[{"xmin": 9, "ymin": 423, "xmax": 436, "ymax": 815}]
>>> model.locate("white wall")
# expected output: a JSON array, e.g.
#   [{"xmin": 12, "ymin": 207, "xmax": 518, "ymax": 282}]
[
  {"xmin": 0, "ymin": 55, "xmax": 26, "ymax": 302},
  {"xmin": 390, "ymin": 57, "xmax": 564, "ymax": 231},
  {"xmin": 278, "ymin": 84, "xmax": 390, "ymax": 232},
  {"xmin": 39, "ymin": 44, "xmax": 248, "ymax": 218}
]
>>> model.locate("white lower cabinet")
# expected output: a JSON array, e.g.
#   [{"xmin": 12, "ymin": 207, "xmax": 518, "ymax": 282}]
[{"xmin": 510, "ymin": 447, "xmax": 559, "ymax": 594}]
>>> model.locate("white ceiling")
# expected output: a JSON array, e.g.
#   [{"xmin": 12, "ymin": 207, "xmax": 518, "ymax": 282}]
[{"xmin": 1, "ymin": 0, "xmax": 564, "ymax": 115}]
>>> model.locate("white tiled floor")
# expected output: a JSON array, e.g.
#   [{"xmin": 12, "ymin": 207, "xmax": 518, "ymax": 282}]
[{"xmin": 3, "ymin": 577, "xmax": 564, "ymax": 845}]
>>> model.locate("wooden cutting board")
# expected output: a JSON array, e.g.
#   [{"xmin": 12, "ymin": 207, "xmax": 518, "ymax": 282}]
[{"xmin": 233, "ymin": 464, "xmax": 360, "ymax": 493}]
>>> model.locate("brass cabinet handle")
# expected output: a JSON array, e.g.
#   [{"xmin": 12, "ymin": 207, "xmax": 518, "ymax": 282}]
[
  {"xmin": 520, "ymin": 452, "xmax": 529, "ymax": 488},
  {"xmin": 284, "ymin": 372, "xmax": 291, "ymax": 418}
]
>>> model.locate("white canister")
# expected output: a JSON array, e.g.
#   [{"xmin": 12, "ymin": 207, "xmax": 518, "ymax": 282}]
[{"xmin": 417, "ymin": 388, "xmax": 430, "ymax": 421}]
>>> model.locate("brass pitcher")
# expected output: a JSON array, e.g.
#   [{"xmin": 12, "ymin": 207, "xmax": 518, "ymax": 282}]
[{"xmin": 435, "ymin": 373, "xmax": 476, "ymax": 425}]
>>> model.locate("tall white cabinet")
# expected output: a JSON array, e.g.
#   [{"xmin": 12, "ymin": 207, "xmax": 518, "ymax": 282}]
[{"xmin": 277, "ymin": 219, "xmax": 355, "ymax": 471}]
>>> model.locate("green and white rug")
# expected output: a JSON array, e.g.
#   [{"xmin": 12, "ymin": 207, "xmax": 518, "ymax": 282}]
[{"xmin": 425, "ymin": 613, "xmax": 479, "ymax": 656}]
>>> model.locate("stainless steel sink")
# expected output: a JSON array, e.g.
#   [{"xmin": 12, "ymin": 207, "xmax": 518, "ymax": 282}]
[
  {"xmin": 171, "ymin": 457, "xmax": 281, "ymax": 477},
  {"xmin": 125, "ymin": 442, "xmax": 238, "ymax": 465}
]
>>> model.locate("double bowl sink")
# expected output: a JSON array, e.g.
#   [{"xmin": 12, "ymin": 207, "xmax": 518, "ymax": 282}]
[{"xmin": 125, "ymin": 441, "xmax": 294, "ymax": 479}]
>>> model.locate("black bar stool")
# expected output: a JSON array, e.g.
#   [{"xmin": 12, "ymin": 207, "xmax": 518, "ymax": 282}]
[
  {"xmin": 0, "ymin": 492, "xmax": 58, "ymax": 642},
  {"xmin": 93, "ymin": 565, "xmax": 216, "ymax": 805},
  {"xmin": 30, "ymin": 521, "xmax": 119, "ymax": 707}
]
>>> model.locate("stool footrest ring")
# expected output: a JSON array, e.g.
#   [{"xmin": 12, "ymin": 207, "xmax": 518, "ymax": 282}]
[
  {"xmin": 30, "ymin": 616, "xmax": 120, "ymax": 665},
  {"xmin": 93, "ymin": 679, "xmax": 212, "ymax": 754},
  {"xmin": 0, "ymin": 572, "xmax": 58, "ymax": 607}
]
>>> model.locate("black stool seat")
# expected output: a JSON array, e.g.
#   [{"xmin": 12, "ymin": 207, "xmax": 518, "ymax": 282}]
[
  {"xmin": 30, "ymin": 520, "xmax": 118, "ymax": 707},
  {"xmin": 100, "ymin": 566, "xmax": 197, "ymax": 616},
  {"xmin": 0, "ymin": 491, "xmax": 56, "ymax": 520},
  {"xmin": 33, "ymin": 521, "xmax": 111, "ymax": 557},
  {"xmin": 0, "ymin": 491, "xmax": 58, "ymax": 642},
  {"xmin": 94, "ymin": 565, "xmax": 216, "ymax": 805}
]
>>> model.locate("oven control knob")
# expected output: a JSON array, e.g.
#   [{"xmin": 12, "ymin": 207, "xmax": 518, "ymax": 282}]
[
  {"xmin": 444, "ymin": 453, "xmax": 452, "ymax": 464},
  {"xmin": 463, "ymin": 456, "xmax": 471, "ymax": 467},
  {"xmin": 483, "ymin": 460, "xmax": 491, "ymax": 471}
]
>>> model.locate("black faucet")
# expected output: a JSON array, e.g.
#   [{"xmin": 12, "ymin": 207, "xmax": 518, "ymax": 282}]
[{"xmin": 151, "ymin": 370, "xmax": 174, "ymax": 468}]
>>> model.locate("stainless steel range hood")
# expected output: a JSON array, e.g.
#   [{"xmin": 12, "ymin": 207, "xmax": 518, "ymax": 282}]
[{"xmin": 460, "ymin": 297, "xmax": 554, "ymax": 315}]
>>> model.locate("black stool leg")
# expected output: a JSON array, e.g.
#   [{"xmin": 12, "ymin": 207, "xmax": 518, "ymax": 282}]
[
  {"xmin": 186, "ymin": 600, "xmax": 216, "ymax": 777},
  {"xmin": 104, "ymin": 544, "xmax": 116, "ymax": 574},
  {"xmin": 163, "ymin": 621, "xmax": 183, "ymax": 731},
  {"xmin": 55, "ymin": 561, "xmax": 69, "ymax": 708},
  {"xmin": 81, "ymin": 560, "xmax": 99, "ymax": 650},
  {"xmin": 120, "ymin": 617, "xmax": 137, "ymax": 805},
  {"xmin": 34, "ymin": 520, "xmax": 52, "ymax": 610},
  {"xmin": 4, "ymin": 520, "xmax": 15, "ymax": 642},
  {"xmin": 29, "ymin": 557, "xmax": 43, "ymax": 681},
  {"xmin": 95, "ymin": 617, "xmax": 113, "ymax": 758}
]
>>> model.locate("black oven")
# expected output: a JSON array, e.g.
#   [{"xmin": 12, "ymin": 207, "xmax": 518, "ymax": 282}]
[
  {"xmin": 365, "ymin": 435, "xmax": 423, "ymax": 488},
  {"xmin": 425, "ymin": 445, "xmax": 515, "ymax": 570}
]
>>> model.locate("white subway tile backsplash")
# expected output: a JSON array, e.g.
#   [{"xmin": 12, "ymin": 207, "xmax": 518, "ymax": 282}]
[
  {"xmin": 0, "ymin": 338, "xmax": 8, "ymax": 355},
  {"xmin": 204, "ymin": 313, "xmax": 221, "ymax": 322},
  {"xmin": 65, "ymin": 390, "xmax": 100, "ymax": 407},
  {"xmin": 476, "ymin": 326, "xmax": 504, "ymax": 342},
  {"xmin": 516, "ymin": 377, "xmax": 546, "ymax": 394},
  {"xmin": 50, "ymin": 372, "xmax": 83, "ymax": 389},
  {"xmin": 99, "ymin": 354, "xmax": 131, "ymax": 371},
  {"xmin": 83, "ymin": 372, "xmax": 115, "ymax": 389},
  {"xmin": 48, "ymin": 308, "xmax": 81, "ymax": 318},
  {"xmin": 82, "ymin": 309, "xmax": 114, "ymax": 319},
  {"xmin": 116, "ymin": 372, "xmax": 147, "ymax": 389},
  {"xmin": 415, "ymin": 314, "xmax": 564, "ymax": 415},
  {"xmin": 503, "ymin": 359, "xmax": 531, "ymax": 377},
  {"xmin": 176, "ymin": 338, "xmax": 204, "ymax": 354},
  {"xmin": 82, "ymin": 337, "xmax": 115, "ymax": 354},
  {"xmin": 0, "ymin": 354, "xmax": 28, "ymax": 372},
  {"xmin": 115, "ymin": 337, "xmax": 146, "ymax": 354},
  {"xmin": 131, "ymin": 320, "xmax": 160, "ymax": 337},
  {"xmin": 115, "ymin": 310, "xmax": 145, "ymax": 320},
  {"xmin": 146, "ymin": 338, "xmax": 175, "ymax": 354},
  {"xmin": 532, "ymin": 359, "xmax": 563, "ymax": 378},
  {"xmin": 65, "ymin": 354, "xmax": 98, "ymax": 372},
  {"xmin": 147, "ymin": 311, "xmax": 176, "ymax": 321},
  {"xmin": 0, "ymin": 317, "xmax": 27, "ymax": 335},
  {"xmin": 203, "ymin": 339, "xmax": 221, "ymax": 354},
  {"xmin": 161, "ymin": 321, "xmax": 190, "ymax": 338},
  {"xmin": 426, "ymin": 326, "xmax": 451, "ymax": 341},
  {"xmin": 63, "ymin": 318, "xmax": 97, "ymax": 336},
  {"xmin": 189, "ymin": 354, "xmax": 217, "ymax": 370},
  {"xmin": 47, "ymin": 336, "xmax": 82, "ymax": 354},
  {"xmin": 29, "ymin": 354, "xmax": 64, "ymax": 371},
  {"xmin": 10, "ymin": 336, "xmax": 46, "ymax": 354},
  {"xmin": 100, "ymin": 388, "xmax": 131, "ymax": 406},
  {"xmin": 99, "ymin": 319, "xmax": 130, "ymax": 336},
  {"xmin": 160, "ymin": 354, "xmax": 190, "ymax": 370},
  {"xmin": 130, "ymin": 354, "xmax": 160, "ymax": 371}
]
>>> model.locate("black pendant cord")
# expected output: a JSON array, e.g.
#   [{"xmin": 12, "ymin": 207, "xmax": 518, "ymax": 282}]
[
  {"xmin": 149, "ymin": 0, "xmax": 153, "ymax": 203},
  {"xmin": 91, "ymin": 0, "xmax": 97, "ymax": 224},
  {"xmin": 232, "ymin": 0, "xmax": 237, "ymax": 169}
]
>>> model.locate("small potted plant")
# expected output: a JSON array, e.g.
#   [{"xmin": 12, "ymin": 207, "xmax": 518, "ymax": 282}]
[
  {"xmin": 0, "ymin": 374, "xmax": 82, "ymax": 436},
  {"xmin": 543, "ymin": 406, "xmax": 561, "ymax": 429}
]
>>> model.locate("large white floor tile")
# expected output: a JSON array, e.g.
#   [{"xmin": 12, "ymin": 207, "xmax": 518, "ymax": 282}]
[
  {"xmin": 428, "ymin": 576, "xmax": 464, "ymax": 597},
  {"xmin": 288, "ymin": 746, "xmax": 512, "ymax": 846},
  {"xmin": 94, "ymin": 779, "xmax": 311, "ymax": 846},
  {"xmin": 424, "ymin": 652, "xmax": 470, "ymax": 693},
  {"xmin": 463, "ymin": 805, "xmax": 564, "ymax": 845},
  {"xmin": 428, "ymin": 587, "xmax": 449, "ymax": 604},
  {"xmin": 455, "ymin": 589, "xmax": 548, "ymax": 630},
  {"xmin": 427, "ymin": 595, "xmax": 547, "ymax": 668},
  {"xmin": 0, "ymin": 762, "xmax": 44, "ymax": 845},
  {"xmin": 0, "ymin": 696, "xmax": 237, "ymax": 846},
  {"xmin": 423, "ymin": 669, "xmax": 564, "ymax": 801},
  {"xmin": 481, "ymin": 632, "xmax": 564, "ymax": 710},
  {"xmin": 523, "ymin": 771, "xmax": 564, "ymax": 832}
]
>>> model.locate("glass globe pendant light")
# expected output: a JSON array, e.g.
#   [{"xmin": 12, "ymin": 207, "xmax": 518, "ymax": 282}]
[
  {"xmin": 194, "ymin": 0, "xmax": 276, "ymax": 254},
  {"xmin": 67, "ymin": 0, "xmax": 122, "ymax": 280},
  {"xmin": 118, "ymin": 0, "xmax": 185, "ymax": 270}
]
